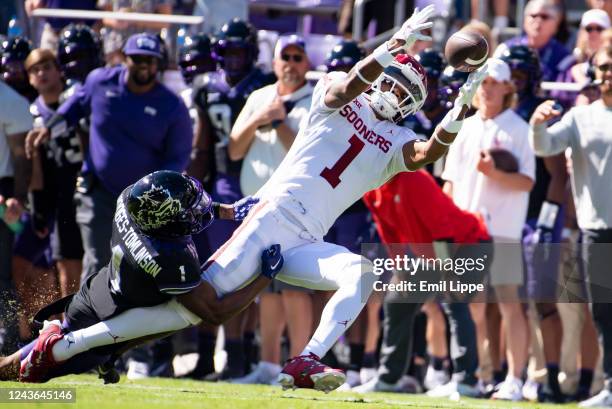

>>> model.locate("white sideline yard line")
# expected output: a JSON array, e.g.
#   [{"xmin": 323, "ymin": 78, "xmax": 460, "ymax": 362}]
[{"xmin": 32, "ymin": 9, "xmax": 203, "ymax": 25}]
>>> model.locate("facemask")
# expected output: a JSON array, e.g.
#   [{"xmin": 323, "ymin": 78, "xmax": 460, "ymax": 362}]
[{"xmin": 371, "ymin": 90, "xmax": 399, "ymax": 120}]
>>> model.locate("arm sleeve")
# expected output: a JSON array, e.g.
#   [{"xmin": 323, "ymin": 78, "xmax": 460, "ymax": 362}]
[
  {"xmin": 155, "ymin": 253, "xmax": 201, "ymax": 295},
  {"xmin": 1, "ymin": 92, "xmax": 33, "ymax": 135},
  {"xmin": 57, "ymin": 74, "xmax": 94, "ymax": 127},
  {"xmin": 311, "ymin": 71, "xmax": 348, "ymax": 113},
  {"xmin": 161, "ymin": 102, "xmax": 193, "ymax": 172},
  {"xmin": 529, "ymin": 110, "xmax": 575, "ymax": 156}
]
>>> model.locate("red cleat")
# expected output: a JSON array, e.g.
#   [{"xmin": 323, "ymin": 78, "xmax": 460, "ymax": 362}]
[
  {"xmin": 277, "ymin": 353, "xmax": 346, "ymax": 393},
  {"xmin": 20, "ymin": 320, "xmax": 63, "ymax": 383}
]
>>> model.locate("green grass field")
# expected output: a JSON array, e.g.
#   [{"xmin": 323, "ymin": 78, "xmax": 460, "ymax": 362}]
[{"xmin": 0, "ymin": 374, "xmax": 582, "ymax": 409}]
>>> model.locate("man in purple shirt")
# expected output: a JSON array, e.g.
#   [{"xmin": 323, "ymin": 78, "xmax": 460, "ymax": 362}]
[
  {"xmin": 497, "ymin": 0, "xmax": 571, "ymax": 83},
  {"xmin": 26, "ymin": 33, "xmax": 192, "ymax": 281}
]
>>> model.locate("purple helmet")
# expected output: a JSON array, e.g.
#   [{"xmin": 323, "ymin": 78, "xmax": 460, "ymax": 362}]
[
  {"xmin": 1, "ymin": 36, "xmax": 36, "ymax": 100},
  {"xmin": 179, "ymin": 33, "xmax": 216, "ymax": 84},
  {"xmin": 57, "ymin": 24, "xmax": 103, "ymax": 83},
  {"xmin": 213, "ymin": 18, "xmax": 258, "ymax": 81}
]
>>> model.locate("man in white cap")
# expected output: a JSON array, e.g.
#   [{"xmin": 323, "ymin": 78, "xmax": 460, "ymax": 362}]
[{"xmin": 442, "ymin": 58, "xmax": 536, "ymax": 401}]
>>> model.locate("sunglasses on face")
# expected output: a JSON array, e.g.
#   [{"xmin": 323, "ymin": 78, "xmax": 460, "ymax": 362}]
[
  {"xmin": 280, "ymin": 53, "xmax": 304, "ymax": 63},
  {"xmin": 597, "ymin": 63, "xmax": 612, "ymax": 72},
  {"xmin": 129, "ymin": 55, "xmax": 157, "ymax": 65},
  {"xmin": 529, "ymin": 13, "xmax": 553, "ymax": 20},
  {"xmin": 585, "ymin": 25, "xmax": 604, "ymax": 33}
]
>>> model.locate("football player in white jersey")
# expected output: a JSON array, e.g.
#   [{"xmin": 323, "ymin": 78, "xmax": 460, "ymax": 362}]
[{"xmin": 20, "ymin": 6, "xmax": 488, "ymax": 392}]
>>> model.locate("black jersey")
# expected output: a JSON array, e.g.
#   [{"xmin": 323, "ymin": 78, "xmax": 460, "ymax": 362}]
[
  {"xmin": 193, "ymin": 68, "xmax": 276, "ymax": 176},
  {"xmin": 87, "ymin": 188, "xmax": 201, "ymax": 317}
]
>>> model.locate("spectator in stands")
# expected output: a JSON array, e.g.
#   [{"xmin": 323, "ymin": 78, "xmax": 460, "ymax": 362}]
[
  {"xmin": 442, "ymin": 58, "xmax": 535, "ymax": 401},
  {"xmin": 497, "ymin": 0, "xmax": 571, "ymax": 83},
  {"xmin": 24, "ymin": 0, "xmax": 99, "ymax": 50},
  {"xmin": 561, "ymin": 9, "xmax": 611, "ymax": 106},
  {"xmin": 0, "ymin": 77, "xmax": 33, "ymax": 355},
  {"xmin": 529, "ymin": 45, "xmax": 612, "ymax": 408},
  {"xmin": 98, "ymin": 0, "xmax": 173, "ymax": 65},
  {"xmin": 228, "ymin": 34, "xmax": 313, "ymax": 385},
  {"xmin": 500, "ymin": 43, "xmax": 571, "ymax": 403}
]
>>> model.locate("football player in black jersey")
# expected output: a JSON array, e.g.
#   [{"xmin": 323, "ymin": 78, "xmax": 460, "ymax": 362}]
[{"xmin": 0, "ymin": 170, "xmax": 283, "ymax": 383}]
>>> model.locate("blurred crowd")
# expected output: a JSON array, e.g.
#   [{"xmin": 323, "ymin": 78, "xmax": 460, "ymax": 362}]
[{"xmin": 1, "ymin": 0, "xmax": 612, "ymax": 406}]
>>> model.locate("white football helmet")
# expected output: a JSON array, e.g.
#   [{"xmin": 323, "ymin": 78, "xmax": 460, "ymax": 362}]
[{"xmin": 370, "ymin": 54, "xmax": 428, "ymax": 122}]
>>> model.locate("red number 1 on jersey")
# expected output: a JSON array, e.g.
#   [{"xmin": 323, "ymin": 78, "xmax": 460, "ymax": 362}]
[{"xmin": 320, "ymin": 134, "xmax": 365, "ymax": 188}]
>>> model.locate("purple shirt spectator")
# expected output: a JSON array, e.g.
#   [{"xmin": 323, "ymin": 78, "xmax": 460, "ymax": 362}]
[
  {"xmin": 58, "ymin": 65, "xmax": 192, "ymax": 195},
  {"xmin": 504, "ymin": 35, "xmax": 571, "ymax": 82}
]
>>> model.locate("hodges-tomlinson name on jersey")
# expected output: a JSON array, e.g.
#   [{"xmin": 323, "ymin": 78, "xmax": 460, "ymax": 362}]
[{"xmin": 114, "ymin": 199, "xmax": 162, "ymax": 277}]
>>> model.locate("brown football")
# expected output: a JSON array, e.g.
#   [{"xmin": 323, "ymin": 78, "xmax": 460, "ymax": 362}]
[
  {"xmin": 444, "ymin": 30, "xmax": 489, "ymax": 72},
  {"xmin": 487, "ymin": 148, "xmax": 519, "ymax": 173}
]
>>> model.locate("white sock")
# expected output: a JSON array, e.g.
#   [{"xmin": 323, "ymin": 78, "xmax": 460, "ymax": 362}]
[
  {"xmin": 493, "ymin": 16, "xmax": 509, "ymax": 30},
  {"xmin": 301, "ymin": 262, "xmax": 376, "ymax": 358},
  {"xmin": 52, "ymin": 299, "xmax": 201, "ymax": 361}
]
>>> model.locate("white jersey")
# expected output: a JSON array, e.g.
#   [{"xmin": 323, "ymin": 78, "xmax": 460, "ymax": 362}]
[{"xmin": 257, "ymin": 71, "xmax": 418, "ymax": 238}]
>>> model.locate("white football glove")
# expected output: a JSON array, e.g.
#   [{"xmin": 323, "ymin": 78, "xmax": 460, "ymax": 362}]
[
  {"xmin": 454, "ymin": 63, "xmax": 489, "ymax": 108},
  {"xmin": 391, "ymin": 5, "xmax": 436, "ymax": 51}
]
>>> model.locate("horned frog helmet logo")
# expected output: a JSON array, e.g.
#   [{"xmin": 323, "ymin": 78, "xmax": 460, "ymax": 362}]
[{"xmin": 134, "ymin": 184, "xmax": 182, "ymax": 231}]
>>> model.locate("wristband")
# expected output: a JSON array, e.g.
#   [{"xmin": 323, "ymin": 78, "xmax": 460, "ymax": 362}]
[
  {"xmin": 536, "ymin": 201, "xmax": 560, "ymax": 229},
  {"xmin": 372, "ymin": 42, "xmax": 394, "ymax": 67},
  {"xmin": 212, "ymin": 202, "xmax": 221, "ymax": 219},
  {"xmin": 355, "ymin": 64, "xmax": 373, "ymax": 84},
  {"xmin": 439, "ymin": 108, "xmax": 464, "ymax": 134}
]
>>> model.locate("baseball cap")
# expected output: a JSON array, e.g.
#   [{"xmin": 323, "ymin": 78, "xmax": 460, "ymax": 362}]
[
  {"xmin": 486, "ymin": 58, "xmax": 511, "ymax": 82},
  {"xmin": 581, "ymin": 9, "xmax": 611, "ymax": 29},
  {"xmin": 274, "ymin": 34, "xmax": 306, "ymax": 59},
  {"xmin": 123, "ymin": 33, "xmax": 162, "ymax": 59}
]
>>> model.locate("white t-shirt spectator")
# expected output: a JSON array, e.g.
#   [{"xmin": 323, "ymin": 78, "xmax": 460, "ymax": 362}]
[
  {"xmin": 0, "ymin": 81, "xmax": 34, "ymax": 178},
  {"xmin": 237, "ymin": 82, "xmax": 313, "ymax": 196},
  {"xmin": 442, "ymin": 108, "xmax": 535, "ymax": 240}
]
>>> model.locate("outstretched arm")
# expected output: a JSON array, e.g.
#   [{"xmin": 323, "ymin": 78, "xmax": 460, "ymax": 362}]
[
  {"xmin": 403, "ymin": 64, "xmax": 488, "ymax": 170},
  {"xmin": 178, "ymin": 244, "xmax": 283, "ymax": 325},
  {"xmin": 178, "ymin": 276, "xmax": 271, "ymax": 326},
  {"xmin": 324, "ymin": 5, "xmax": 436, "ymax": 109}
]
